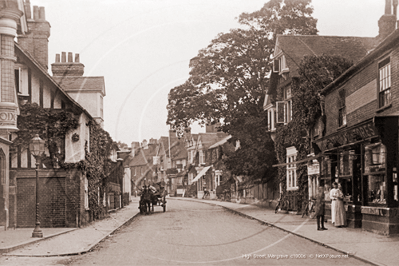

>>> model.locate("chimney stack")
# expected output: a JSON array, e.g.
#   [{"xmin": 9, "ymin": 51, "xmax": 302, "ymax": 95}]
[
  {"xmin": 51, "ymin": 52, "xmax": 85, "ymax": 76},
  {"xmin": 131, "ymin": 141, "xmax": 140, "ymax": 157},
  {"xmin": 17, "ymin": 2, "xmax": 51, "ymax": 70},
  {"xmin": 377, "ymin": 0, "xmax": 397, "ymax": 41}
]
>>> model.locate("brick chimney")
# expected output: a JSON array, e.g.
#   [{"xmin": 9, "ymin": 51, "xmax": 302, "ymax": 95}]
[
  {"xmin": 51, "ymin": 52, "xmax": 85, "ymax": 76},
  {"xmin": 377, "ymin": 0, "xmax": 397, "ymax": 41},
  {"xmin": 131, "ymin": 141, "xmax": 140, "ymax": 157},
  {"xmin": 17, "ymin": 1, "xmax": 51, "ymax": 70}
]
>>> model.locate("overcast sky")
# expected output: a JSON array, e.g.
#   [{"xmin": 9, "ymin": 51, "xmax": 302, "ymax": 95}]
[{"xmin": 32, "ymin": 0, "xmax": 385, "ymax": 145}]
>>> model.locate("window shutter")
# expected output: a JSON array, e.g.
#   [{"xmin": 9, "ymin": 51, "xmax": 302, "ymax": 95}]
[{"xmin": 276, "ymin": 101, "xmax": 285, "ymax": 124}]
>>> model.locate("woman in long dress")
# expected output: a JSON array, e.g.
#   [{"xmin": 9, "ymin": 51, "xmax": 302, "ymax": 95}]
[{"xmin": 330, "ymin": 182, "xmax": 347, "ymax": 227}]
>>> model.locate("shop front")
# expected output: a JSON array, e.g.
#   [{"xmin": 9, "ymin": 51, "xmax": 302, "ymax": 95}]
[{"xmin": 314, "ymin": 117, "xmax": 399, "ymax": 235}]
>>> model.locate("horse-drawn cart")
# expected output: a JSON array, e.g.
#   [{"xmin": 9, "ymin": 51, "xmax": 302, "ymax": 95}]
[{"xmin": 138, "ymin": 182, "xmax": 167, "ymax": 214}]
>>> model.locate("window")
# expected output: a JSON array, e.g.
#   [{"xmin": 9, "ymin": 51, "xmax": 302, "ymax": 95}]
[
  {"xmin": 286, "ymin": 147, "xmax": 298, "ymax": 190},
  {"xmin": 267, "ymin": 108, "xmax": 276, "ymax": 131},
  {"xmin": 364, "ymin": 143, "xmax": 387, "ymax": 205},
  {"xmin": 378, "ymin": 57, "xmax": 391, "ymax": 108},
  {"xmin": 84, "ymin": 176, "xmax": 89, "ymax": 210},
  {"xmin": 273, "ymin": 55, "xmax": 289, "ymax": 73},
  {"xmin": 338, "ymin": 89, "xmax": 346, "ymax": 127},
  {"xmin": 276, "ymin": 87, "xmax": 292, "ymax": 124}
]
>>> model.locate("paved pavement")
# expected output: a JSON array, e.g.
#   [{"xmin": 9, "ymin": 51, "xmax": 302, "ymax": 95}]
[
  {"xmin": 1, "ymin": 196, "xmax": 398, "ymax": 266},
  {"xmin": 0, "ymin": 197, "xmax": 141, "ymax": 256}
]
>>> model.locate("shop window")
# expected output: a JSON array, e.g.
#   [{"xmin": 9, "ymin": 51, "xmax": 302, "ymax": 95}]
[
  {"xmin": 364, "ymin": 143, "xmax": 387, "ymax": 205},
  {"xmin": 338, "ymin": 89, "xmax": 346, "ymax": 127},
  {"xmin": 378, "ymin": 57, "xmax": 391, "ymax": 108}
]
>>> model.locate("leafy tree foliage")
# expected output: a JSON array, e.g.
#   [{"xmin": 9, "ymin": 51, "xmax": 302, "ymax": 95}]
[{"xmin": 167, "ymin": 0, "xmax": 317, "ymax": 181}]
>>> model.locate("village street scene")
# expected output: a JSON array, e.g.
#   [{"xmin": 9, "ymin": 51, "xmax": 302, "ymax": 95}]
[{"xmin": 0, "ymin": 0, "xmax": 399, "ymax": 265}]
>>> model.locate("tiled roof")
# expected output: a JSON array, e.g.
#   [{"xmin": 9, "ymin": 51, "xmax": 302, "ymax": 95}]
[
  {"xmin": 208, "ymin": 135, "xmax": 232, "ymax": 149},
  {"xmin": 169, "ymin": 140, "xmax": 187, "ymax": 160},
  {"xmin": 198, "ymin": 132, "xmax": 229, "ymax": 149},
  {"xmin": 275, "ymin": 35, "xmax": 378, "ymax": 76},
  {"xmin": 53, "ymin": 76, "xmax": 106, "ymax": 96},
  {"xmin": 129, "ymin": 144, "xmax": 158, "ymax": 167},
  {"xmin": 322, "ymin": 28, "xmax": 399, "ymax": 95}
]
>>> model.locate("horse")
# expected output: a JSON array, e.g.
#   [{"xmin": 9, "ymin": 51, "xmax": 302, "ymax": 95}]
[{"xmin": 139, "ymin": 185, "xmax": 152, "ymax": 215}]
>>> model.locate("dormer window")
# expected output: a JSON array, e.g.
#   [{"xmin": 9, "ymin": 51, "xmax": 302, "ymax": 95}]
[{"xmin": 273, "ymin": 55, "xmax": 289, "ymax": 74}]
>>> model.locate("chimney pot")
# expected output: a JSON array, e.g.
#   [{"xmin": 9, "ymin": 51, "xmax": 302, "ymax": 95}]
[
  {"xmin": 39, "ymin": 7, "xmax": 45, "ymax": 20},
  {"xmin": 75, "ymin": 53, "xmax": 80, "ymax": 63},
  {"xmin": 24, "ymin": 0, "xmax": 32, "ymax": 19},
  {"xmin": 68, "ymin": 52, "xmax": 73, "ymax": 63},
  {"xmin": 33, "ymin": 6, "xmax": 39, "ymax": 20},
  {"xmin": 55, "ymin": 54, "xmax": 60, "ymax": 63},
  {"xmin": 61, "ymin": 52, "xmax": 66, "ymax": 63}
]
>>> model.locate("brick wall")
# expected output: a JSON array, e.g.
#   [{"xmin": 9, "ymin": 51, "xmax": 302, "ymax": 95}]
[
  {"xmin": 325, "ymin": 46, "xmax": 399, "ymax": 134},
  {"xmin": 15, "ymin": 169, "xmax": 86, "ymax": 228}
]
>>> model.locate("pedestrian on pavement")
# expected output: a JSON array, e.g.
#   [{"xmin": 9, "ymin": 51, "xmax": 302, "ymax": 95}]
[
  {"xmin": 330, "ymin": 182, "xmax": 346, "ymax": 227},
  {"xmin": 314, "ymin": 186, "xmax": 327, "ymax": 231}
]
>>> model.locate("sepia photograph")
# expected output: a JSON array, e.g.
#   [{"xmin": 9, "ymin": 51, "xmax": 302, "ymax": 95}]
[{"xmin": 0, "ymin": 0, "xmax": 398, "ymax": 265}]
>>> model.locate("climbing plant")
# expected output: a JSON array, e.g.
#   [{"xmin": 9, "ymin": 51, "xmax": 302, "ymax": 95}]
[
  {"xmin": 16, "ymin": 103, "xmax": 121, "ymax": 221},
  {"xmin": 14, "ymin": 102, "xmax": 79, "ymax": 168},
  {"xmin": 274, "ymin": 55, "xmax": 353, "ymax": 209}
]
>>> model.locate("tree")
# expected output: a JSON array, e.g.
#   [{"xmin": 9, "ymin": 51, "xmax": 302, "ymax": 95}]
[
  {"xmin": 167, "ymin": 0, "xmax": 317, "ymax": 181},
  {"xmin": 116, "ymin": 141, "xmax": 129, "ymax": 150}
]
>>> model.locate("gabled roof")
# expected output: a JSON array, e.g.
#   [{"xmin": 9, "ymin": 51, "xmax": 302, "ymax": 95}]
[
  {"xmin": 274, "ymin": 35, "xmax": 378, "ymax": 77},
  {"xmin": 53, "ymin": 76, "xmax": 106, "ymax": 96}
]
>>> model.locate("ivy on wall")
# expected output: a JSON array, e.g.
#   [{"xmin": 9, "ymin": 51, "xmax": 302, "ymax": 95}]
[
  {"xmin": 274, "ymin": 55, "xmax": 353, "ymax": 210},
  {"xmin": 14, "ymin": 102, "xmax": 79, "ymax": 168},
  {"xmin": 16, "ymin": 103, "xmax": 122, "ymax": 221}
]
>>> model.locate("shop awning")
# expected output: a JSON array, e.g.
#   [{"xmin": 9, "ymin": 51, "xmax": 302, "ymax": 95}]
[{"xmin": 192, "ymin": 166, "xmax": 211, "ymax": 182}]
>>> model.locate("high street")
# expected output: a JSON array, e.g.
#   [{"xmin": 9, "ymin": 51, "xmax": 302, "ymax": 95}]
[{"xmin": 1, "ymin": 199, "xmax": 370, "ymax": 266}]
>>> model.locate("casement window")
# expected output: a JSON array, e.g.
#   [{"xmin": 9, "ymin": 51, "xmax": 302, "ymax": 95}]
[
  {"xmin": 273, "ymin": 55, "xmax": 288, "ymax": 73},
  {"xmin": 338, "ymin": 89, "xmax": 346, "ymax": 127},
  {"xmin": 286, "ymin": 147, "xmax": 298, "ymax": 191},
  {"xmin": 267, "ymin": 108, "xmax": 276, "ymax": 131},
  {"xmin": 276, "ymin": 86, "xmax": 293, "ymax": 124},
  {"xmin": 378, "ymin": 57, "xmax": 391, "ymax": 108},
  {"xmin": 84, "ymin": 176, "xmax": 89, "ymax": 210}
]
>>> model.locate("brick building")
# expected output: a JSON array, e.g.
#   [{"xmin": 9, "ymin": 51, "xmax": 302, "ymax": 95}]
[
  {"xmin": 313, "ymin": 0, "xmax": 399, "ymax": 235},
  {"xmin": 267, "ymin": 34, "xmax": 377, "ymax": 211},
  {"xmin": 0, "ymin": 0, "xmax": 118, "ymax": 229}
]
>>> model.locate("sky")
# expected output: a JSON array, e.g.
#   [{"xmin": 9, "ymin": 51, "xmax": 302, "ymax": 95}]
[{"xmin": 31, "ymin": 0, "xmax": 386, "ymax": 146}]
